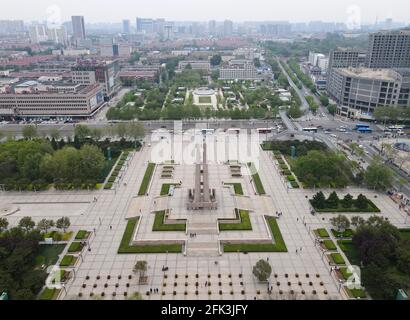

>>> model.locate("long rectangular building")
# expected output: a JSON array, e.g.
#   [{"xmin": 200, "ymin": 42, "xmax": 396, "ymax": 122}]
[{"xmin": 0, "ymin": 80, "xmax": 105, "ymax": 119}]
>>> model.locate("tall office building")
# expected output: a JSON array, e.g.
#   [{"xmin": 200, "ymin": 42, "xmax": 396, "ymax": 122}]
[
  {"xmin": 71, "ymin": 16, "xmax": 86, "ymax": 41},
  {"xmin": 224, "ymin": 20, "xmax": 233, "ymax": 36},
  {"xmin": 29, "ymin": 24, "xmax": 48, "ymax": 43},
  {"xmin": 0, "ymin": 20, "xmax": 24, "ymax": 35},
  {"xmin": 366, "ymin": 29, "xmax": 410, "ymax": 68},
  {"xmin": 122, "ymin": 20, "xmax": 131, "ymax": 34},
  {"xmin": 208, "ymin": 20, "xmax": 217, "ymax": 36},
  {"xmin": 47, "ymin": 26, "xmax": 68, "ymax": 45},
  {"xmin": 136, "ymin": 18, "xmax": 154, "ymax": 33}
]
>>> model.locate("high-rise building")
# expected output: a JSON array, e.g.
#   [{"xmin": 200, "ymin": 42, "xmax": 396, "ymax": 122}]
[
  {"xmin": 71, "ymin": 16, "xmax": 86, "ymax": 41},
  {"xmin": 208, "ymin": 20, "xmax": 217, "ymax": 36},
  {"xmin": 366, "ymin": 29, "xmax": 410, "ymax": 68},
  {"xmin": 47, "ymin": 26, "xmax": 68, "ymax": 45},
  {"xmin": 223, "ymin": 20, "xmax": 233, "ymax": 36},
  {"xmin": 0, "ymin": 20, "xmax": 24, "ymax": 35},
  {"xmin": 136, "ymin": 18, "xmax": 154, "ymax": 33},
  {"xmin": 29, "ymin": 24, "xmax": 48, "ymax": 44},
  {"xmin": 122, "ymin": 20, "xmax": 131, "ymax": 34}
]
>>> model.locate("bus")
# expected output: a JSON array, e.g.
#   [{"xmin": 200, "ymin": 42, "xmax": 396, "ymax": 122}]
[
  {"xmin": 201, "ymin": 129, "xmax": 215, "ymax": 135},
  {"xmin": 226, "ymin": 128, "xmax": 241, "ymax": 134},
  {"xmin": 257, "ymin": 128, "xmax": 274, "ymax": 134},
  {"xmin": 302, "ymin": 127, "xmax": 318, "ymax": 133},
  {"xmin": 355, "ymin": 124, "xmax": 372, "ymax": 133},
  {"xmin": 389, "ymin": 125, "xmax": 405, "ymax": 132}
]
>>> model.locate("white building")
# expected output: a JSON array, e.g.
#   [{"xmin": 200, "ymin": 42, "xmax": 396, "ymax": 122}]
[
  {"xmin": 219, "ymin": 60, "xmax": 260, "ymax": 81},
  {"xmin": 29, "ymin": 24, "xmax": 48, "ymax": 43},
  {"xmin": 178, "ymin": 60, "xmax": 210, "ymax": 71}
]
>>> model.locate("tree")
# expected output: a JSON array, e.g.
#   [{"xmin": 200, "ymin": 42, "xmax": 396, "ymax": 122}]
[
  {"xmin": 133, "ymin": 260, "xmax": 148, "ymax": 278},
  {"xmin": 78, "ymin": 144, "xmax": 105, "ymax": 180},
  {"xmin": 326, "ymin": 191, "xmax": 340, "ymax": 209},
  {"xmin": 48, "ymin": 128, "xmax": 60, "ymax": 141},
  {"xmin": 252, "ymin": 259, "xmax": 272, "ymax": 282},
  {"xmin": 115, "ymin": 123, "xmax": 128, "ymax": 139},
  {"xmin": 364, "ymin": 161, "xmax": 393, "ymax": 191},
  {"xmin": 341, "ymin": 194, "xmax": 353, "ymax": 208},
  {"xmin": 351, "ymin": 216, "xmax": 365, "ymax": 229},
  {"xmin": 18, "ymin": 216, "xmax": 36, "ymax": 232},
  {"xmin": 311, "ymin": 191, "xmax": 326, "ymax": 209},
  {"xmin": 356, "ymin": 194, "xmax": 369, "ymax": 210},
  {"xmin": 319, "ymin": 95, "xmax": 329, "ymax": 107},
  {"xmin": 0, "ymin": 217, "xmax": 9, "ymax": 232},
  {"xmin": 127, "ymin": 122, "xmax": 145, "ymax": 147},
  {"xmin": 396, "ymin": 240, "xmax": 410, "ymax": 276},
  {"xmin": 37, "ymin": 219, "xmax": 54, "ymax": 234},
  {"xmin": 210, "ymin": 54, "xmax": 222, "ymax": 66},
  {"xmin": 56, "ymin": 217, "xmax": 70, "ymax": 233},
  {"xmin": 74, "ymin": 125, "xmax": 91, "ymax": 141},
  {"xmin": 327, "ymin": 104, "xmax": 337, "ymax": 116},
  {"xmin": 330, "ymin": 215, "xmax": 350, "ymax": 232},
  {"xmin": 22, "ymin": 125, "xmax": 38, "ymax": 140},
  {"xmin": 90, "ymin": 128, "xmax": 103, "ymax": 141}
]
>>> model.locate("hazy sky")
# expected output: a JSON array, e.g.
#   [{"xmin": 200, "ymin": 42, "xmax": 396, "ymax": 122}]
[{"xmin": 2, "ymin": 0, "xmax": 409, "ymax": 24}]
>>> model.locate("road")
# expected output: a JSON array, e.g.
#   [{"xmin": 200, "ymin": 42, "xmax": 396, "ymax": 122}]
[{"xmin": 276, "ymin": 58, "xmax": 309, "ymax": 111}]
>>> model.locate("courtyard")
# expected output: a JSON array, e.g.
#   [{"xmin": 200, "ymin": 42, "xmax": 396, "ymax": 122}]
[{"xmin": 1, "ymin": 130, "xmax": 409, "ymax": 300}]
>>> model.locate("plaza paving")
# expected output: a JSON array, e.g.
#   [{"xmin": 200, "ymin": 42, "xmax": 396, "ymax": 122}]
[{"xmin": 1, "ymin": 133, "xmax": 409, "ymax": 300}]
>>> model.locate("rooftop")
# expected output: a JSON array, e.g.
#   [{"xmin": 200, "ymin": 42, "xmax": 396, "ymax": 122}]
[{"xmin": 337, "ymin": 67, "xmax": 401, "ymax": 81}]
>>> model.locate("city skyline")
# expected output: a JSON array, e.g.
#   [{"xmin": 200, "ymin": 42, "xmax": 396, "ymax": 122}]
[{"xmin": 1, "ymin": 0, "xmax": 410, "ymax": 25}]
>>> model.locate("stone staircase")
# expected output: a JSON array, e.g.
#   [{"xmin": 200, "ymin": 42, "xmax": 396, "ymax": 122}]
[
  {"xmin": 186, "ymin": 241, "xmax": 220, "ymax": 257},
  {"xmin": 188, "ymin": 222, "xmax": 218, "ymax": 235}
]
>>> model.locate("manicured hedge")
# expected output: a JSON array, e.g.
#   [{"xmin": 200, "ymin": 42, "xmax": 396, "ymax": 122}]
[
  {"xmin": 330, "ymin": 253, "xmax": 346, "ymax": 265},
  {"xmin": 152, "ymin": 211, "xmax": 186, "ymax": 232},
  {"xmin": 118, "ymin": 218, "xmax": 182, "ymax": 254},
  {"xmin": 68, "ymin": 241, "xmax": 84, "ymax": 253},
  {"xmin": 315, "ymin": 228, "xmax": 330, "ymax": 238},
  {"xmin": 59, "ymin": 255, "xmax": 76, "ymax": 267},
  {"xmin": 75, "ymin": 230, "xmax": 89, "ymax": 240},
  {"xmin": 138, "ymin": 163, "xmax": 155, "ymax": 196},
  {"xmin": 223, "ymin": 216, "xmax": 287, "ymax": 252},
  {"xmin": 219, "ymin": 210, "xmax": 252, "ymax": 231}
]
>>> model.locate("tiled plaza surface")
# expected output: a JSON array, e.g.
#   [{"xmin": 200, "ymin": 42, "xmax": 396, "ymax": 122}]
[{"xmin": 1, "ymin": 133, "xmax": 409, "ymax": 300}]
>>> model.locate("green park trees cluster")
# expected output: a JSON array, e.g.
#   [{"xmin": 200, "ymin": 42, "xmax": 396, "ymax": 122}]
[
  {"xmin": 352, "ymin": 216, "xmax": 410, "ymax": 299},
  {"xmin": 311, "ymin": 192, "xmax": 379, "ymax": 212},
  {"xmin": 0, "ymin": 216, "xmax": 71, "ymax": 300},
  {"xmin": 293, "ymin": 150, "xmax": 354, "ymax": 188},
  {"xmin": 364, "ymin": 160, "xmax": 393, "ymax": 191}
]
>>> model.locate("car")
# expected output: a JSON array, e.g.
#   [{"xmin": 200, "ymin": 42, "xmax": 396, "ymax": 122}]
[{"xmin": 330, "ymin": 134, "xmax": 338, "ymax": 138}]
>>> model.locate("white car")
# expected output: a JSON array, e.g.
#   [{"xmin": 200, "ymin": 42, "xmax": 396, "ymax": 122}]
[{"xmin": 330, "ymin": 134, "xmax": 338, "ymax": 138}]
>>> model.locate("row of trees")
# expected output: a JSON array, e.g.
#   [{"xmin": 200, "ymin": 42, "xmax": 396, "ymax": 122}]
[{"xmin": 311, "ymin": 191, "xmax": 371, "ymax": 210}]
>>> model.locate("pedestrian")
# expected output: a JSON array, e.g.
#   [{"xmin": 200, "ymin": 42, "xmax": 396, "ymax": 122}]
[
  {"xmin": 267, "ymin": 257, "xmax": 269, "ymax": 261},
  {"xmin": 110, "ymin": 225, "xmax": 112, "ymax": 230},
  {"xmin": 150, "ymin": 288, "xmax": 152, "ymax": 293},
  {"xmin": 296, "ymin": 249, "xmax": 298, "ymax": 254},
  {"xmin": 300, "ymin": 247, "xmax": 303, "ymax": 252}
]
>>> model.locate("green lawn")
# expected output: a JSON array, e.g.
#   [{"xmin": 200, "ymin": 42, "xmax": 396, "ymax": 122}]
[
  {"xmin": 399, "ymin": 229, "xmax": 410, "ymax": 240},
  {"xmin": 59, "ymin": 255, "xmax": 77, "ymax": 267},
  {"xmin": 339, "ymin": 267, "xmax": 351, "ymax": 280},
  {"xmin": 160, "ymin": 183, "xmax": 180, "ymax": 196},
  {"xmin": 35, "ymin": 244, "xmax": 66, "ymax": 267},
  {"xmin": 315, "ymin": 228, "xmax": 330, "ymax": 238},
  {"xmin": 75, "ymin": 230, "xmax": 90, "ymax": 240},
  {"xmin": 67, "ymin": 241, "xmax": 84, "ymax": 253},
  {"xmin": 138, "ymin": 163, "xmax": 155, "ymax": 196},
  {"xmin": 219, "ymin": 210, "xmax": 252, "ymax": 231},
  {"xmin": 224, "ymin": 183, "xmax": 244, "ymax": 195},
  {"xmin": 346, "ymin": 288, "xmax": 367, "ymax": 299},
  {"xmin": 223, "ymin": 216, "xmax": 287, "ymax": 252},
  {"xmin": 329, "ymin": 253, "xmax": 346, "ymax": 265},
  {"xmin": 198, "ymin": 96, "xmax": 212, "ymax": 104},
  {"xmin": 38, "ymin": 288, "xmax": 60, "ymax": 300},
  {"xmin": 152, "ymin": 211, "xmax": 186, "ymax": 232},
  {"xmin": 337, "ymin": 240, "xmax": 361, "ymax": 266},
  {"xmin": 247, "ymin": 163, "xmax": 266, "ymax": 195},
  {"xmin": 323, "ymin": 240, "xmax": 337, "ymax": 251},
  {"xmin": 118, "ymin": 218, "xmax": 183, "ymax": 254},
  {"xmin": 332, "ymin": 229, "xmax": 354, "ymax": 238}
]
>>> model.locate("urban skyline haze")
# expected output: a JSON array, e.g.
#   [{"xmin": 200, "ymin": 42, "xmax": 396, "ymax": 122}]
[{"xmin": 2, "ymin": 0, "xmax": 409, "ymax": 24}]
